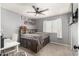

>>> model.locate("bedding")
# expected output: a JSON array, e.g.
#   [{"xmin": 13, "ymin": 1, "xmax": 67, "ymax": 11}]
[
  {"xmin": 20, "ymin": 32, "xmax": 50, "ymax": 53},
  {"xmin": 21, "ymin": 33, "xmax": 49, "ymax": 46}
]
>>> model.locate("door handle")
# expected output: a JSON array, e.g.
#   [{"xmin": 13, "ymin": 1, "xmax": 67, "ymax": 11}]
[{"xmin": 74, "ymin": 45, "xmax": 79, "ymax": 49}]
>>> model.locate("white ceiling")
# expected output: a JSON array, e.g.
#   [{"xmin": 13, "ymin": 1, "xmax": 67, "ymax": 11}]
[{"xmin": 1, "ymin": 3, "xmax": 71, "ymax": 18}]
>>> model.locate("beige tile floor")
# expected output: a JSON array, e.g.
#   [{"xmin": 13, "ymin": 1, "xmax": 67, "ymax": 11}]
[{"xmin": 19, "ymin": 43, "xmax": 72, "ymax": 56}]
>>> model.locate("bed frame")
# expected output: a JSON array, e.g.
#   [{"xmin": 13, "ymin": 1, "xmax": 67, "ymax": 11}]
[
  {"xmin": 18, "ymin": 27, "xmax": 50, "ymax": 53},
  {"xmin": 20, "ymin": 36, "xmax": 50, "ymax": 53}
]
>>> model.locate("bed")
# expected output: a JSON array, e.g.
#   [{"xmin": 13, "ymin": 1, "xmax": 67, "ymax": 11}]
[{"xmin": 20, "ymin": 32, "xmax": 50, "ymax": 53}]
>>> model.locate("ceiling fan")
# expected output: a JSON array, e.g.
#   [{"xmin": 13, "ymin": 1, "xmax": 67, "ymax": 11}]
[{"xmin": 27, "ymin": 5, "xmax": 49, "ymax": 16}]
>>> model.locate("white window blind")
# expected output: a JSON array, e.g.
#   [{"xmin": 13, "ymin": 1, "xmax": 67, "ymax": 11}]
[{"xmin": 43, "ymin": 18, "xmax": 62, "ymax": 38}]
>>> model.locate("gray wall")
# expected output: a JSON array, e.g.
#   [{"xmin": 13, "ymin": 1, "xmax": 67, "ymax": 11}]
[
  {"xmin": 0, "ymin": 7, "xmax": 72, "ymax": 45},
  {"xmin": 1, "ymin": 8, "xmax": 22, "ymax": 38},
  {"xmin": 36, "ymin": 13, "xmax": 71, "ymax": 45}
]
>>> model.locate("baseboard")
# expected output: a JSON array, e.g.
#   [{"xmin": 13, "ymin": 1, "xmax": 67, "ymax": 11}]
[{"xmin": 50, "ymin": 42, "xmax": 71, "ymax": 48}]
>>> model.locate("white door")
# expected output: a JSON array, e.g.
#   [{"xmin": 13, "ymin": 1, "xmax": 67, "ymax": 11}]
[
  {"xmin": 78, "ymin": 4, "xmax": 79, "ymax": 55},
  {"xmin": 0, "ymin": 4, "xmax": 1, "ymax": 54},
  {"xmin": 70, "ymin": 23, "xmax": 78, "ymax": 56},
  {"xmin": 70, "ymin": 3, "xmax": 79, "ymax": 56}
]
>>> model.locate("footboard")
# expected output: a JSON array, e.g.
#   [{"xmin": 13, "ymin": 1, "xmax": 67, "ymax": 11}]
[
  {"xmin": 20, "ymin": 38, "xmax": 38, "ymax": 53},
  {"xmin": 20, "ymin": 36, "xmax": 49, "ymax": 53}
]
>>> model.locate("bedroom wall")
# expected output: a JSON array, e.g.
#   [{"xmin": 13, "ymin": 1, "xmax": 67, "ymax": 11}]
[
  {"xmin": 1, "ymin": 8, "xmax": 37, "ymax": 38},
  {"xmin": 36, "ymin": 13, "xmax": 71, "ymax": 45},
  {"xmin": 1, "ymin": 8, "xmax": 22, "ymax": 38},
  {"xmin": 0, "ymin": 7, "xmax": 71, "ymax": 45}
]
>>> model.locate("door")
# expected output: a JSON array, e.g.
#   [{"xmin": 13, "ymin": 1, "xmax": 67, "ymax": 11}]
[
  {"xmin": 70, "ymin": 3, "xmax": 79, "ymax": 56},
  {"xmin": 70, "ymin": 23, "xmax": 78, "ymax": 56},
  {"xmin": 78, "ymin": 4, "xmax": 79, "ymax": 55}
]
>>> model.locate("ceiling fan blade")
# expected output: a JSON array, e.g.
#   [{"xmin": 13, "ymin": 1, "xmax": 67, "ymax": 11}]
[
  {"xmin": 27, "ymin": 12, "xmax": 36, "ymax": 13},
  {"xmin": 32, "ymin": 5, "xmax": 37, "ymax": 11},
  {"xmin": 39, "ymin": 9, "xmax": 48, "ymax": 12}
]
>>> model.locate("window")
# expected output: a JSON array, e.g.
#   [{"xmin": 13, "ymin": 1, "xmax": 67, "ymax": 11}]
[{"xmin": 43, "ymin": 18, "xmax": 62, "ymax": 38}]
